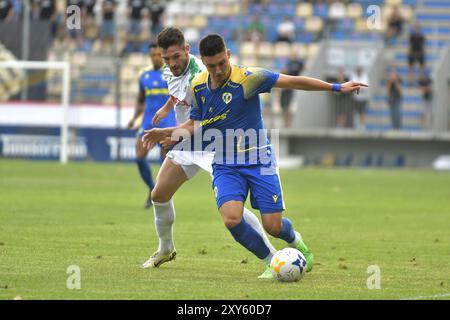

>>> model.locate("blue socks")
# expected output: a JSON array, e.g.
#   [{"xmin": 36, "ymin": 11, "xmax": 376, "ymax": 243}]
[
  {"xmin": 228, "ymin": 218, "xmax": 271, "ymax": 260},
  {"xmin": 277, "ymin": 218, "xmax": 296, "ymax": 243},
  {"xmin": 136, "ymin": 157, "xmax": 154, "ymax": 190}
]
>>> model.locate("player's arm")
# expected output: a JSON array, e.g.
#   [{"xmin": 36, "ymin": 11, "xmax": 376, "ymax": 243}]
[
  {"xmin": 274, "ymin": 74, "xmax": 368, "ymax": 94},
  {"xmin": 142, "ymin": 119, "xmax": 199, "ymax": 150},
  {"xmin": 127, "ymin": 90, "xmax": 145, "ymax": 129},
  {"xmin": 152, "ymin": 97, "xmax": 175, "ymax": 126}
]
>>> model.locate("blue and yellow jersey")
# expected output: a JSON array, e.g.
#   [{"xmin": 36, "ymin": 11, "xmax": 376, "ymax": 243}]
[
  {"xmin": 190, "ymin": 65, "xmax": 279, "ymax": 166},
  {"xmin": 139, "ymin": 66, "xmax": 176, "ymax": 130}
]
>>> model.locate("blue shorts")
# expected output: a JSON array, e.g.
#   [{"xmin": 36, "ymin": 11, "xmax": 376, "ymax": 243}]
[{"xmin": 212, "ymin": 164, "xmax": 285, "ymax": 214}]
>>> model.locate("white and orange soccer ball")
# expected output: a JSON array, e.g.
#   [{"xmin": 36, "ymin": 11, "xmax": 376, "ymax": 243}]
[{"xmin": 270, "ymin": 248, "xmax": 307, "ymax": 282}]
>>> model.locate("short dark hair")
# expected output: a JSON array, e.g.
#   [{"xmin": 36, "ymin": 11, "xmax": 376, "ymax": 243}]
[
  {"xmin": 157, "ymin": 27, "xmax": 185, "ymax": 49},
  {"xmin": 199, "ymin": 34, "xmax": 226, "ymax": 57},
  {"xmin": 148, "ymin": 42, "xmax": 158, "ymax": 50}
]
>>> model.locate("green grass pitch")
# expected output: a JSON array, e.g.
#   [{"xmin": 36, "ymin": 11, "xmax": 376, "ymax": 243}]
[{"xmin": 0, "ymin": 159, "xmax": 449, "ymax": 300}]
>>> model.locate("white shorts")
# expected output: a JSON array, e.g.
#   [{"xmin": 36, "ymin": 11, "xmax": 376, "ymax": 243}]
[{"xmin": 166, "ymin": 150, "xmax": 214, "ymax": 179}]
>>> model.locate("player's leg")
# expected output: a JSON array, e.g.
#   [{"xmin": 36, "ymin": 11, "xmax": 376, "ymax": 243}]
[
  {"xmin": 135, "ymin": 133, "xmax": 154, "ymax": 209},
  {"xmin": 142, "ymin": 156, "xmax": 189, "ymax": 268},
  {"xmin": 193, "ymin": 151, "xmax": 277, "ymax": 257},
  {"xmin": 213, "ymin": 166, "xmax": 275, "ymax": 277},
  {"xmin": 247, "ymin": 166, "xmax": 314, "ymax": 272}
]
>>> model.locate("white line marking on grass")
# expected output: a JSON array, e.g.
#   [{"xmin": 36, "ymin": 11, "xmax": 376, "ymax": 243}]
[{"xmin": 400, "ymin": 293, "xmax": 450, "ymax": 300}]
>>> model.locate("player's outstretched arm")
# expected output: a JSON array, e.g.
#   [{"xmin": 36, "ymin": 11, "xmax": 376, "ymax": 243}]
[
  {"xmin": 275, "ymin": 74, "xmax": 368, "ymax": 94},
  {"xmin": 152, "ymin": 97, "xmax": 175, "ymax": 126}
]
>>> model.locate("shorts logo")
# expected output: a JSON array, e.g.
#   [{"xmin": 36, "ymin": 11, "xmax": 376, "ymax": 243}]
[
  {"xmin": 272, "ymin": 195, "xmax": 279, "ymax": 203},
  {"xmin": 214, "ymin": 186, "xmax": 218, "ymax": 198},
  {"xmin": 222, "ymin": 92, "xmax": 232, "ymax": 104}
]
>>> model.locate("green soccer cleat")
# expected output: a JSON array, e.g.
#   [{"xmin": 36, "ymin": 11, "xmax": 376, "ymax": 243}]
[
  {"xmin": 257, "ymin": 265, "xmax": 274, "ymax": 279},
  {"xmin": 295, "ymin": 232, "xmax": 314, "ymax": 272}
]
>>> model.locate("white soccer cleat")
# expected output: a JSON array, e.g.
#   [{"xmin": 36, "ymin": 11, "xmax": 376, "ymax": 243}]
[{"xmin": 142, "ymin": 250, "xmax": 177, "ymax": 268}]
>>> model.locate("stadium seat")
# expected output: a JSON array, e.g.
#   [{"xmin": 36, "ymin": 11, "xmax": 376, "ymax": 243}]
[
  {"xmin": 355, "ymin": 17, "xmax": 369, "ymax": 32},
  {"xmin": 200, "ymin": 3, "xmax": 215, "ymax": 16},
  {"xmin": 305, "ymin": 17, "xmax": 323, "ymax": 33},
  {"xmin": 296, "ymin": 3, "xmax": 313, "ymax": 18},
  {"xmin": 346, "ymin": 3, "xmax": 363, "ymax": 19},
  {"xmin": 385, "ymin": 0, "xmax": 403, "ymax": 6},
  {"xmin": 291, "ymin": 43, "xmax": 307, "ymax": 59},
  {"xmin": 240, "ymin": 42, "xmax": 256, "ymax": 57},
  {"xmin": 307, "ymin": 43, "xmax": 319, "ymax": 59},
  {"xmin": 274, "ymin": 42, "xmax": 292, "ymax": 58},
  {"xmin": 167, "ymin": 1, "xmax": 183, "ymax": 15},
  {"xmin": 329, "ymin": 2, "xmax": 347, "ymax": 20},
  {"xmin": 257, "ymin": 42, "xmax": 275, "ymax": 58}
]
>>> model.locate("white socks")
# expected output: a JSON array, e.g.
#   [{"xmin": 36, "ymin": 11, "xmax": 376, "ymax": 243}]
[
  {"xmin": 242, "ymin": 207, "xmax": 277, "ymax": 257},
  {"xmin": 152, "ymin": 199, "xmax": 176, "ymax": 253},
  {"xmin": 152, "ymin": 200, "xmax": 276, "ymax": 263}
]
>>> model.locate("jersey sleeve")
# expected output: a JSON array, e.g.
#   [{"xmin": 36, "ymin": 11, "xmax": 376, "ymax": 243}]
[
  {"xmin": 138, "ymin": 72, "xmax": 145, "ymax": 94},
  {"xmin": 190, "ymin": 88, "xmax": 202, "ymax": 121},
  {"xmin": 242, "ymin": 67, "xmax": 280, "ymax": 99}
]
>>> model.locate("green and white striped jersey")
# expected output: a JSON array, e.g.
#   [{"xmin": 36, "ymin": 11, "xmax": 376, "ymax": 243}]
[{"xmin": 162, "ymin": 54, "xmax": 205, "ymax": 123}]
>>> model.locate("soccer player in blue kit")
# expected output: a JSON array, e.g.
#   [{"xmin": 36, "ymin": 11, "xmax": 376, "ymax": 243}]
[
  {"xmin": 128, "ymin": 43, "xmax": 176, "ymax": 209},
  {"xmin": 142, "ymin": 34, "xmax": 367, "ymax": 278}
]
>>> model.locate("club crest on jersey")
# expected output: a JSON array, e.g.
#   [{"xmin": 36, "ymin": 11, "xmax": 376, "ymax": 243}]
[
  {"xmin": 201, "ymin": 96, "xmax": 205, "ymax": 104},
  {"xmin": 222, "ymin": 92, "xmax": 232, "ymax": 104}
]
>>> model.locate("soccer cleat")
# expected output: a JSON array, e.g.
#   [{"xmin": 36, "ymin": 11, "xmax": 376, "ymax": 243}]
[
  {"xmin": 257, "ymin": 265, "xmax": 274, "ymax": 279},
  {"xmin": 142, "ymin": 250, "xmax": 176, "ymax": 268},
  {"xmin": 144, "ymin": 198, "xmax": 153, "ymax": 209},
  {"xmin": 144, "ymin": 193, "xmax": 152, "ymax": 209},
  {"xmin": 295, "ymin": 232, "xmax": 314, "ymax": 272}
]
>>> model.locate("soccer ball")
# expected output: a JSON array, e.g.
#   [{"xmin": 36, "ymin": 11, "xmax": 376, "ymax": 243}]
[{"xmin": 270, "ymin": 248, "xmax": 307, "ymax": 282}]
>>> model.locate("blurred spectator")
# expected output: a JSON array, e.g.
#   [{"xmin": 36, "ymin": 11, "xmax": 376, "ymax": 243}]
[
  {"xmin": 386, "ymin": 69, "xmax": 403, "ymax": 130},
  {"xmin": 245, "ymin": 16, "xmax": 265, "ymax": 43},
  {"xmin": 0, "ymin": 0, "xmax": 14, "ymax": 23},
  {"xmin": 279, "ymin": 52, "xmax": 304, "ymax": 128},
  {"xmin": 385, "ymin": 5, "xmax": 404, "ymax": 45},
  {"xmin": 84, "ymin": 0, "xmax": 96, "ymax": 18},
  {"xmin": 417, "ymin": 71, "xmax": 433, "ymax": 129},
  {"xmin": 276, "ymin": 16, "xmax": 295, "ymax": 43},
  {"xmin": 35, "ymin": 0, "xmax": 55, "ymax": 20},
  {"xmin": 33, "ymin": 0, "xmax": 58, "ymax": 40},
  {"xmin": 100, "ymin": 0, "xmax": 117, "ymax": 49},
  {"xmin": 128, "ymin": 0, "xmax": 145, "ymax": 34},
  {"xmin": 350, "ymin": 67, "xmax": 369, "ymax": 129},
  {"xmin": 408, "ymin": 23, "xmax": 426, "ymax": 83},
  {"xmin": 333, "ymin": 68, "xmax": 351, "ymax": 128},
  {"xmin": 147, "ymin": 0, "xmax": 165, "ymax": 37}
]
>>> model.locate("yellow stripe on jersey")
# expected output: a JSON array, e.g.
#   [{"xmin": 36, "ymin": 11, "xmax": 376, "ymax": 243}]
[
  {"xmin": 139, "ymin": 65, "xmax": 153, "ymax": 77},
  {"xmin": 199, "ymin": 109, "xmax": 230, "ymax": 127},
  {"xmin": 145, "ymin": 88, "xmax": 169, "ymax": 96},
  {"xmin": 191, "ymin": 71, "xmax": 209, "ymax": 91}
]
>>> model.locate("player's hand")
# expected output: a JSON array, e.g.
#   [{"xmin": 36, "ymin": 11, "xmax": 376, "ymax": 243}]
[
  {"xmin": 152, "ymin": 107, "xmax": 169, "ymax": 126},
  {"xmin": 127, "ymin": 119, "xmax": 135, "ymax": 129},
  {"xmin": 141, "ymin": 128, "xmax": 168, "ymax": 150},
  {"xmin": 160, "ymin": 137, "xmax": 177, "ymax": 150},
  {"xmin": 340, "ymin": 81, "xmax": 368, "ymax": 94}
]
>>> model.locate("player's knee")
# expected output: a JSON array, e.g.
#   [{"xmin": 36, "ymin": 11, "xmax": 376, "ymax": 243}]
[
  {"xmin": 223, "ymin": 215, "xmax": 241, "ymax": 229},
  {"xmin": 264, "ymin": 223, "xmax": 282, "ymax": 237},
  {"xmin": 151, "ymin": 187, "xmax": 172, "ymax": 203}
]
